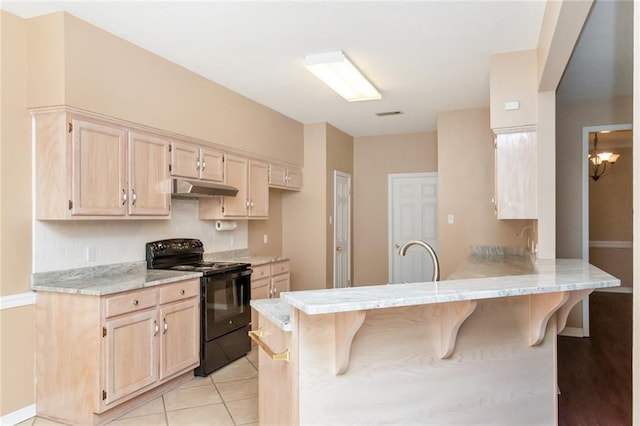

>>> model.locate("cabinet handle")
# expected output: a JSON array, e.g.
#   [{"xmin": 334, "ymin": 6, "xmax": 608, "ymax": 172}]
[
  {"xmin": 196, "ymin": 159, "xmax": 200, "ymax": 171},
  {"xmin": 201, "ymin": 160, "xmax": 206, "ymax": 171},
  {"xmin": 132, "ymin": 299, "xmax": 139, "ymax": 306},
  {"xmin": 250, "ymin": 201, "xmax": 254, "ymax": 208},
  {"xmin": 131, "ymin": 189, "xmax": 137, "ymax": 206},
  {"xmin": 154, "ymin": 320, "xmax": 159, "ymax": 336},
  {"xmin": 246, "ymin": 199, "xmax": 250, "ymax": 209},
  {"xmin": 248, "ymin": 328, "xmax": 290, "ymax": 362},
  {"xmin": 122, "ymin": 189, "xmax": 127, "ymax": 206},
  {"xmin": 163, "ymin": 318, "xmax": 168, "ymax": 334},
  {"xmin": 180, "ymin": 289, "xmax": 185, "ymax": 295}
]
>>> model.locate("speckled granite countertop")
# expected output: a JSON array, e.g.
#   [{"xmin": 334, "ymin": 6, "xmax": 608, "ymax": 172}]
[
  {"xmin": 250, "ymin": 298, "xmax": 292, "ymax": 331},
  {"xmin": 31, "ymin": 261, "xmax": 202, "ymax": 296},
  {"xmin": 279, "ymin": 258, "xmax": 619, "ymax": 316},
  {"xmin": 204, "ymin": 249, "xmax": 289, "ymax": 266}
]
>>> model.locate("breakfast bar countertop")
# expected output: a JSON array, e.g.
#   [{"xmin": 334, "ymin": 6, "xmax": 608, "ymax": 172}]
[{"xmin": 279, "ymin": 258, "xmax": 620, "ymax": 316}]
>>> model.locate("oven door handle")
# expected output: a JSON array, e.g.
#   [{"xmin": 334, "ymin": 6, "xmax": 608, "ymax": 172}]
[{"xmin": 248, "ymin": 328, "xmax": 290, "ymax": 362}]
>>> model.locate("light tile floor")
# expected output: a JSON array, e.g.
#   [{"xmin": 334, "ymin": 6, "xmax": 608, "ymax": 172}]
[{"xmin": 18, "ymin": 350, "xmax": 259, "ymax": 426}]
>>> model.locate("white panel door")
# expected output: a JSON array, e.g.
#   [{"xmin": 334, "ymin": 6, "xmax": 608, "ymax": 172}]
[
  {"xmin": 389, "ymin": 173, "xmax": 438, "ymax": 283},
  {"xmin": 333, "ymin": 171, "xmax": 351, "ymax": 288}
]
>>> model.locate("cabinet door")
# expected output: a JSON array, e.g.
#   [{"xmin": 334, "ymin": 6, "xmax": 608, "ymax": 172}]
[
  {"xmin": 128, "ymin": 131, "xmax": 171, "ymax": 216},
  {"xmin": 268, "ymin": 164, "xmax": 288, "ymax": 188},
  {"xmin": 171, "ymin": 141, "xmax": 199, "ymax": 179},
  {"xmin": 223, "ymin": 154, "xmax": 249, "ymax": 217},
  {"xmin": 199, "ymin": 148, "xmax": 224, "ymax": 182},
  {"xmin": 71, "ymin": 118, "xmax": 127, "ymax": 216},
  {"xmin": 251, "ymin": 278, "xmax": 271, "ymax": 330},
  {"xmin": 103, "ymin": 309, "xmax": 158, "ymax": 406},
  {"xmin": 495, "ymin": 131, "xmax": 537, "ymax": 219},
  {"xmin": 271, "ymin": 273, "xmax": 290, "ymax": 299},
  {"xmin": 248, "ymin": 160, "xmax": 269, "ymax": 218},
  {"xmin": 286, "ymin": 168, "xmax": 303, "ymax": 190},
  {"xmin": 159, "ymin": 298, "xmax": 200, "ymax": 380}
]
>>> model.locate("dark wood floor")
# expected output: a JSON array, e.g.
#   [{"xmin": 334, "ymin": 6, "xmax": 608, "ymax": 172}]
[{"xmin": 558, "ymin": 291, "xmax": 632, "ymax": 426}]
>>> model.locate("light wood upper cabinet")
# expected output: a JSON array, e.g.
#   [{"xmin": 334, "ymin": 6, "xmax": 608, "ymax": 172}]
[
  {"xmin": 33, "ymin": 109, "xmax": 171, "ymax": 220},
  {"xmin": 128, "ymin": 131, "xmax": 171, "ymax": 216},
  {"xmin": 269, "ymin": 164, "xmax": 302, "ymax": 191},
  {"xmin": 199, "ymin": 154, "xmax": 269, "ymax": 219},
  {"xmin": 494, "ymin": 129, "xmax": 537, "ymax": 219},
  {"xmin": 171, "ymin": 141, "xmax": 223, "ymax": 182}
]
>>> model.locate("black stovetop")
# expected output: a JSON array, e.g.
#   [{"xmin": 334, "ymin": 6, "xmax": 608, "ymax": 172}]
[{"xmin": 146, "ymin": 238, "xmax": 250, "ymax": 276}]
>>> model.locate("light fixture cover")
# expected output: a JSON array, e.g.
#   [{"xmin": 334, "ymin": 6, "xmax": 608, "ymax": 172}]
[{"xmin": 303, "ymin": 51, "xmax": 381, "ymax": 102}]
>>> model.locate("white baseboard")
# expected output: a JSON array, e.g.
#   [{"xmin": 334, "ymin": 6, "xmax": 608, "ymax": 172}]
[
  {"xmin": 559, "ymin": 327, "xmax": 584, "ymax": 338},
  {"xmin": 595, "ymin": 286, "xmax": 633, "ymax": 294},
  {"xmin": 0, "ymin": 292, "xmax": 36, "ymax": 310},
  {"xmin": 1, "ymin": 404, "xmax": 35, "ymax": 426}
]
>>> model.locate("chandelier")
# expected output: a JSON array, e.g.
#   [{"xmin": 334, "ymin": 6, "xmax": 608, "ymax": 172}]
[{"xmin": 588, "ymin": 133, "xmax": 620, "ymax": 181}]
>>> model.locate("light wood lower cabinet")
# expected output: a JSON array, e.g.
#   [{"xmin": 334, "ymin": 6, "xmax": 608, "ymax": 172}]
[
  {"xmin": 36, "ymin": 279, "xmax": 200, "ymax": 426},
  {"xmin": 250, "ymin": 261, "xmax": 290, "ymax": 330}
]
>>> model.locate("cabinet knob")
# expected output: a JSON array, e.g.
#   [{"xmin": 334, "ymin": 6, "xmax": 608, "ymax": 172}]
[
  {"xmin": 336, "ymin": 246, "xmax": 343, "ymax": 252},
  {"xmin": 180, "ymin": 289, "xmax": 185, "ymax": 295},
  {"xmin": 133, "ymin": 299, "xmax": 139, "ymax": 306}
]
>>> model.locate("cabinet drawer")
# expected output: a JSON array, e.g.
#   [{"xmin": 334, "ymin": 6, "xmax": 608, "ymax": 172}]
[
  {"xmin": 158, "ymin": 279, "xmax": 200, "ymax": 305},
  {"xmin": 105, "ymin": 288, "xmax": 157, "ymax": 319},
  {"xmin": 252, "ymin": 264, "xmax": 271, "ymax": 280},
  {"xmin": 271, "ymin": 261, "xmax": 290, "ymax": 276}
]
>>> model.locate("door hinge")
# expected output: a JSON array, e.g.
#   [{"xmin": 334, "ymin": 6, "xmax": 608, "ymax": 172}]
[
  {"xmin": 68, "ymin": 200, "xmax": 73, "ymax": 210},
  {"xmin": 102, "ymin": 390, "xmax": 107, "ymax": 401},
  {"xmin": 68, "ymin": 122, "xmax": 73, "ymax": 133},
  {"xmin": 221, "ymin": 206, "xmax": 225, "ymax": 213},
  {"xmin": 168, "ymin": 144, "xmax": 172, "ymax": 152},
  {"xmin": 169, "ymin": 164, "xmax": 172, "ymax": 172},
  {"xmin": 102, "ymin": 327, "xmax": 107, "ymax": 337}
]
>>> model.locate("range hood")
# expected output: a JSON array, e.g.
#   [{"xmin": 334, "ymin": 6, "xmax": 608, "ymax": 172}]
[{"xmin": 171, "ymin": 178, "xmax": 238, "ymax": 198}]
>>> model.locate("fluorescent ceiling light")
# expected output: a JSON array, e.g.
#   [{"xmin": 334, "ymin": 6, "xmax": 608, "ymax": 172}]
[{"xmin": 303, "ymin": 51, "xmax": 381, "ymax": 102}]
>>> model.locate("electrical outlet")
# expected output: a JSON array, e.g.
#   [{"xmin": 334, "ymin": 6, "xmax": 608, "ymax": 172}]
[
  {"xmin": 447, "ymin": 214, "xmax": 454, "ymax": 225},
  {"xmin": 263, "ymin": 234, "xmax": 268, "ymax": 244},
  {"xmin": 86, "ymin": 246, "xmax": 96, "ymax": 262}
]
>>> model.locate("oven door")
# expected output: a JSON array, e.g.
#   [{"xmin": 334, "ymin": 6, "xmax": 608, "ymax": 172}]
[{"xmin": 202, "ymin": 269, "xmax": 251, "ymax": 341}]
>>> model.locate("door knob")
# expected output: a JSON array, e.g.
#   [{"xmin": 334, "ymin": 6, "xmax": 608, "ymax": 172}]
[{"xmin": 336, "ymin": 246, "xmax": 343, "ymax": 252}]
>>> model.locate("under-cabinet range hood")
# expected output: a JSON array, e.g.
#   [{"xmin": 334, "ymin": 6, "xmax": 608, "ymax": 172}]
[{"xmin": 171, "ymin": 178, "xmax": 238, "ymax": 198}]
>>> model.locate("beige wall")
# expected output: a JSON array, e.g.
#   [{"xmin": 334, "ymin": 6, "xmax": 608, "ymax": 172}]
[
  {"xmin": 0, "ymin": 10, "xmax": 35, "ymax": 417},
  {"xmin": 437, "ymin": 107, "xmax": 530, "ymax": 279},
  {"xmin": 283, "ymin": 124, "xmax": 328, "ymax": 291},
  {"xmin": 28, "ymin": 12, "xmax": 303, "ymax": 166},
  {"xmin": 352, "ymin": 132, "xmax": 437, "ymax": 286},
  {"xmin": 325, "ymin": 124, "xmax": 354, "ymax": 288}
]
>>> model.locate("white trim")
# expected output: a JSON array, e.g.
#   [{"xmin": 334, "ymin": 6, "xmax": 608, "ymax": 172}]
[
  {"xmin": 0, "ymin": 404, "xmax": 36, "ymax": 426},
  {"xmin": 589, "ymin": 240, "xmax": 633, "ymax": 249},
  {"xmin": 596, "ymin": 286, "xmax": 633, "ymax": 294},
  {"xmin": 0, "ymin": 291, "xmax": 36, "ymax": 310}
]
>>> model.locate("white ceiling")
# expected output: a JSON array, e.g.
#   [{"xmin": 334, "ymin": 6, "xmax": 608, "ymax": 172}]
[{"xmin": 2, "ymin": 1, "xmax": 633, "ymax": 137}]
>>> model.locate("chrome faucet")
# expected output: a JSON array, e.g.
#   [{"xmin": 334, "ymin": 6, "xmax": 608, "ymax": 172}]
[{"xmin": 398, "ymin": 240, "xmax": 440, "ymax": 282}]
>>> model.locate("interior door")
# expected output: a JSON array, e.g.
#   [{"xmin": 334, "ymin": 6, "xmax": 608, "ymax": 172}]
[
  {"xmin": 389, "ymin": 173, "xmax": 438, "ymax": 283},
  {"xmin": 333, "ymin": 171, "xmax": 351, "ymax": 288}
]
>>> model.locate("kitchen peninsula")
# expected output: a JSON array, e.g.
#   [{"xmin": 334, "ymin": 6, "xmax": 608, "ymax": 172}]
[{"xmin": 250, "ymin": 256, "xmax": 620, "ymax": 425}]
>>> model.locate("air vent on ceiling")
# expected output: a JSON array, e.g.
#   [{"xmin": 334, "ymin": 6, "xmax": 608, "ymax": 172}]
[{"xmin": 376, "ymin": 111, "xmax": 403, "ymax": 117}]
